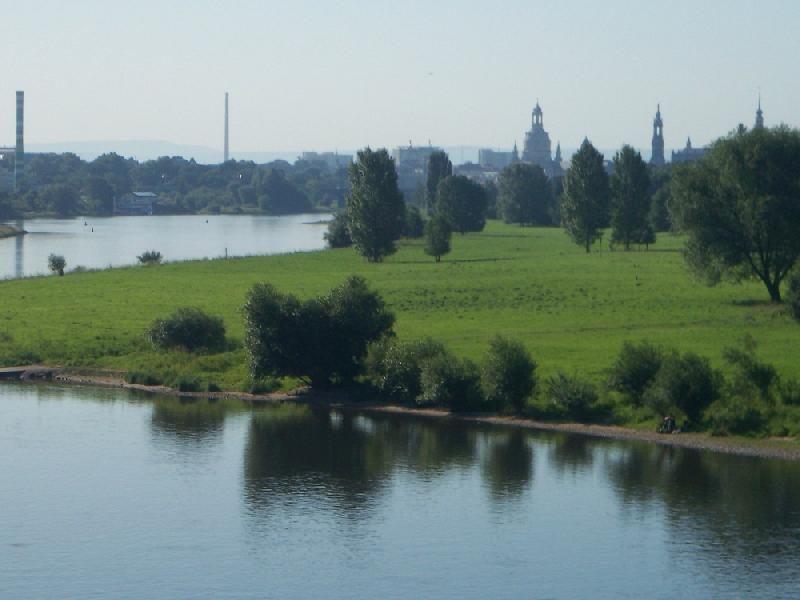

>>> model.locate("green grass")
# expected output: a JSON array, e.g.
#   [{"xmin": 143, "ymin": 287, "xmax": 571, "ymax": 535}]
[{"xmin": 0, "ymin": 221, "xmax": 796, "ymax": 391}]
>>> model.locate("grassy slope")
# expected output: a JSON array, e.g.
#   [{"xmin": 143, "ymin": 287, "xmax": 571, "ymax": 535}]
[{"xmin": 0, "ymin": 221, "xmax": 795, "ymax": 390}]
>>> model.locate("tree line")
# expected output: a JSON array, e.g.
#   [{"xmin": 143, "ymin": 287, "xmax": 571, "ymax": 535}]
[{"xmin": 0, "ymin": 153, "xmax": 350, "ymax": 218}]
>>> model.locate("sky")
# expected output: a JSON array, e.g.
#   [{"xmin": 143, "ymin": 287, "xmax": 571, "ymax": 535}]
[{"xmin": 2, "ymin": 0, "xmax": 799, "ymax": 159}]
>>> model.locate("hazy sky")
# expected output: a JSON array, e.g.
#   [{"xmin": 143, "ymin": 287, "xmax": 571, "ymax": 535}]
[{"xmin": 2, "ymin": 0, "xmax": 799, "ymax": 156}]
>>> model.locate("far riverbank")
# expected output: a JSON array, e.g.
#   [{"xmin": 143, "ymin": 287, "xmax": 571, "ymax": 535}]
[
  {"xmin": 0, "ymin": 224, "xmax": 25, "ymax": 239},
  {"xmin": 9, "ymin": 366, "xmax": 800, "ymax": 462}
]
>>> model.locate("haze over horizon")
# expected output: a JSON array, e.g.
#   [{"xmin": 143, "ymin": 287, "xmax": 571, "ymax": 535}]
[{"xmin": 2, "ymin": 0, "xmax": 798, "ymax": 161}]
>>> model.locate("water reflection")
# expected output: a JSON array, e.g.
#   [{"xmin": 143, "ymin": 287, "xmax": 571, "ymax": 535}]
[
  {"xmin": 150, "ymin": 397, "xmax": 226, "ymax": 447},
  {"xmin": 606, "ymin": 443, "xmax": 800, "ymax": 565},
  {"xmin": 481, "ymin": 430, "xmax": 533, "ymax": 501}
]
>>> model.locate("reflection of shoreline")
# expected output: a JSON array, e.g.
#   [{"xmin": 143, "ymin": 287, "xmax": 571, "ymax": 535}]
[
  {"xmin": 8, "ymin": 372, "xmax": 800, "ymax": 462},
  {"xmin": 0, "ymin": 224, "xmax": 26, "ymax": 239}
]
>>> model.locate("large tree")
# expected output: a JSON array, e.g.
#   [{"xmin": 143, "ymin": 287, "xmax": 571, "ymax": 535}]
[
  {"xmin": 561, "ymin": 139, "xmax": 610, "ymax": 252},
  {"xmin": 671, "ymin": 126, "xmax": 800, "ymax": 302},
  {"xmin": 610, "ymin": 145, "xmax": 651, "ymax": 249},
  {"xmin": 436, "ymin": 175, "xmax": 487, "ymax": 234},
  {"xmin": 426, "ymin": 150, "xmax": 452, "ymax": 213},
  {"xmin": 498, "ymin": 163, "xmax": 552, "ymax": 226},
  {"xmin": 346, "ymin": 148, "xmax": 405, "ymax": 262}
]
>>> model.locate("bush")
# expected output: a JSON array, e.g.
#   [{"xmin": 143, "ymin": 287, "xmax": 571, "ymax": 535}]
[
  {"xmin": 249, "ymin": 377, "xmax": 281, "ymax": 394},
  {"xmin": 324, "ymin": 213, "xmax": 352, "ymax": 248},
  {"xmin": 481, "ymin": 336, "xmax": 537, "ymax": 413},
  {"xmin": 172, "ymin": 374, "xmax": 202, "ymax": 392},
  {"xmin": 124, "ymin": 370, "xmax": 162, "ymax": 386},
  {"xmin": 788, "ymin": 271, "xmax": 800, "ymax": 321},
  {"xmin": 545, "ymin": 372, "xmax": 599, "ymax": 421},
  {"xmin": 137, "ymin": 250, "xmax": 163, "ymax": 265},
  {"xmin": 48, "ymin": 254, "xmax": 66, "ymax": 276},
  {"xmin": 403, "ymin": 205, "xmax": 425, "ymax": 238},
  {"xmin": 706, "ymin": 396, "xmax": 768, "ymax": 436},
  {"xmin": 366, "ymin": 337, "xmax": 448, "ymax": 404},
  {"xmin": 146, "ymin": 307, "xmax": 226, "ymax": 352},
  {"xmin": 608, "ymin": 341, "xmax": 663, "ymax": 406},
  {"xmin": 643, "ymin": 351, "xmax": 723, "ymax": 425},
  {"xmin": 723, "ymin": 336, "xmax": 778, "ymax": 403},
  {"xmin": 243, "ymin": 276, "xmax": 394, "ymax": 387},
  {"xmin": 779, "ymin": 378, "xmax": 800, "ymax": 406},
  {"xmin": 419, "ymin": 354, "xmax": 483, "ymax": 412},
  {"xmin": 206, "ymin": 382, "xmax": 222, "ymax": 393}
]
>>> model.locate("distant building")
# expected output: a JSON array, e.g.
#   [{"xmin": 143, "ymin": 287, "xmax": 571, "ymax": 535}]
[
  {"xmin": 393, "ymin": 143, "xmax": 444, "ymax": 200},
  {"xmin": 671, "ymin": 137, "xmax": 707, "ymax": 164},
  {"xmin": 478, "ymin": 144, "xmax": 518, "ymax": 170},
  {"xmin": 650, "ymin": 105, "xmax": 665, "ymax": 166},
  {"xmin": 298, "ymin": 151, "xmax": 353, "ymax": 171},
  {"xmin": 521, "ymin": 102, "xmax": 560, "ymax": 176},
  {"xmin": 0, "ymin": 148, "xmax": 14, "ymax": 192},
  {"xmin": 115, "ymin": 192, "xmax": 158, "ymax": 215},
  {"xmin": 754, "ymin": 96, "xmax": 765, "ymax": 129}
]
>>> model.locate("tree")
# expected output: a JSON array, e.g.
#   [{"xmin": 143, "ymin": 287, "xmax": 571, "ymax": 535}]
[
  {"xmin": 86, "ymin": 176, "xmax": 115, "ymax": 214},
  {"xmin": 48, "ymin": 254, "xmax": 66, "ymax": 276},
  {"xmin": 324, "ymin": 213, "xmax": 352, "ymax": 248},
  {"xmin": 481, "ymin": 336, "xmax": 537, "ymax": 413},
  {"xmin": 242, "ymin": 276, "xmax": 394, "ymax": 387},
  {"xmin": 649, "ymin": 186, "xmax": 672, "ymax": 232},
  {"xmin": 89, "ymin": 153, "xmax": 132, "ymax": 198},
  {"xmin": 561, "ymin": 139, "xmax": 610, "ymax": 252},
  {"xmin": 498, "ymin": 163, "xmax": 553, "ymax": 226},
  {"xmin": 424, "ymin": 214, "xmax": 452, "ymax": 262},
  {"xmin": 252, "ymin": 168, "xmax": 312, "ymax": 214},
  {"xmin": 403, "ymin": 205, "xmax": 425, "ymax": 238},
  {"xmin": 610, "ymin": 145, "xmax": 651, "ymax": 250},
  {"xmin": 346, "ymin": 148, "xmax": 405, "ymax": 262},
  {"xmin": 671, "ymin": 126, "xmax": 800, "ymax": 302},
  {"xmin": 426, "ymin": 150, "xmax": 452, "ymax": 213},
  {"xmin": 436, "ymin": 175, "xmax": 487, "ymax": 234},
  {"xmin": 40, "ymin": 184, "xmax": 80, "ymax": 217}
]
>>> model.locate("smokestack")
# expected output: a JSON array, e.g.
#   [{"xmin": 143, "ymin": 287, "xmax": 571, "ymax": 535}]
[
  {"xmin": 15, "ymin": 91, "xmax": 24, "ymax": 190},
  {"xmin": 224, "ymin": 92, "xmax": 229, "ymax": 163}
]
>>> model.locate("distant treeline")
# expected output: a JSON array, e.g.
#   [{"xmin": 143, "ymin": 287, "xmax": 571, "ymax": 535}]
[{"xmin": 0, "ymin": 153, "xmax": 350, "ymax": 218}]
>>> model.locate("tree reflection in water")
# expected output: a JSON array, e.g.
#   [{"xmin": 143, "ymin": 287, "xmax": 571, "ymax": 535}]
[{"xmin": 149, "ymin": 397, "xmax": 227, "ymax": 449}]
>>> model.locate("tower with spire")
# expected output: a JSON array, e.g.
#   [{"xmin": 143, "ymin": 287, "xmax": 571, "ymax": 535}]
[
  {"xmin": 755, "ymin": 95, "xmax": 764, "ymax": 129},
  {"xmin": 650, "ymin": 104, "xmax": 665, "ymax": 166},
  {"xmin": 522, "ymin": 100, "xmax": 555, "ymax": 174}
]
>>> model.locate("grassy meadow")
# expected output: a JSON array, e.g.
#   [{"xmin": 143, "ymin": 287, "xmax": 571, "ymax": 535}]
[{"xmin": 0, "ymin": 221, "xmax": 796, "ymax": 391}]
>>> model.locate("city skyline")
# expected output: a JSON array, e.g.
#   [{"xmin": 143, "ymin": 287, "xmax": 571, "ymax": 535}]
[{"xmin": 2, "ymin": 1, "xmax": 798, "ymax": 156}]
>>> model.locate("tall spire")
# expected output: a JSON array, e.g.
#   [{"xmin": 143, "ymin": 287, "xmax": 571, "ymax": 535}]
[
  {"xmin": 650, "ymin": 104, "xmax": 665, "ymax": 166},
  {"xmin": 755, "ymin": 93, "xmax": 764, "ymax": 129}
]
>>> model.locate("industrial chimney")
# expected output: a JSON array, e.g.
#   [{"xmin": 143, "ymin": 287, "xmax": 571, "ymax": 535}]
[
  {"xmin": 15, "ymin": 91, "xmax": 24, "ymax": 190},
  {"xmin": 224, "ymin": 92, "xmax": 229, "ymax": 163}
]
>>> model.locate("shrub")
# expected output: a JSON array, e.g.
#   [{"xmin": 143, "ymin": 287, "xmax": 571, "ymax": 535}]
[
  {"xmin": 137, "ymin": 250, "xmax": 163, "ymax": 265},
  {"xmin": 779, "ymin": 378, "xmax": 800, "ymax": 406},
  {"xmin": 249, "ymin": 377, "xmax": 281, "ymax": 394},
  {"xmin": 48, "ymin": 254, "xmax": 66, "ymax": 276},
  {"xmin": 788, "ymin": 271, "xmax": 800, "ymax": 321},
  {"xmin": 481, "ymin": 336, "xmax": 537, "ymax": 413},
  {"xmin": 324, "ymin": 213, "xmax": 352, "ymax": 248},
  {"xmin": 722, "ymin": 336, "xmax": 778, "ymax": 403},
  {"xmin": 545, "ymin": 372, "xmax": 599, "ymax": 421},
  {"xmin": 146, "ymin": 307, "xmax": 226, "ymax": 352},
  {"xmin": 124, "ymin": 370, "xmax": 162, "ymax": 386},
  {"xmin": 608, "ymin": 341, "xmax": 663, "ymax": 405},
  {"xmin": 644, "ymin": 351, "xmax": 723, "ymax": 425},
  {"xmin": 243, "ymin": 276, "xmax": 394, "ymax": 387},
  {"xmin": 206, "ymin": 382, "xmax": 222, "ymax": 393},
  {"xmin": 403, "ymin": 205, "xmax": 425, "ymax": 238},
  {"xmin": 419, "ymin": 354, "xmax": 483, "ymax": 412},
  {"xmin": 366, "ymin": 337, "xmax": 448, "ymax": 404},
  {"xmin": 172, "ymin": 374, "xmax": 202, "ymax": 392},
  {"xmin": 706, "ymin": 396, "xmax": 768, "ymax": 436}
]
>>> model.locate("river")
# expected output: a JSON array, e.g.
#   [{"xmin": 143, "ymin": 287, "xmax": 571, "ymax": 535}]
[
  {"xmin": 0, "ymin": 213, "xmax": 331, "ymax": 280},
  {"xmin": 1, "ymin": 382, "xmax": 798, "ymax": 599}
]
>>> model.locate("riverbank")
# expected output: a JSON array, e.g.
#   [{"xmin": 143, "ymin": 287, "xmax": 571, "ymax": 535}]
[
  {"xmin": 7, "ymin": 366, "xmax": 798, "ymax": 461},
  {"xmin": 0, "ymin": 224, "xmax": 25, "ymax": 239}
]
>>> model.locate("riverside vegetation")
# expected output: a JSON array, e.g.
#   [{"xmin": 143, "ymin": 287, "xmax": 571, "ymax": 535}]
[
  {"xmin": 2, "ymin": 222, "xmax": 800, "ymax": 437},
  {"xmin": 2, "ymin": 128, "xmax": 800, "ymax": 439}
]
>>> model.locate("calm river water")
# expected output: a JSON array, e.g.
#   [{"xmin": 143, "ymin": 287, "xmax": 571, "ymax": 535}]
[
  {"xmin": 1, "ymin": 383, "xmax": 799, "ymax": 599},
  {"xmin": 0, "ymin": 213, "xmax": 330, "ymax": 280}
]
